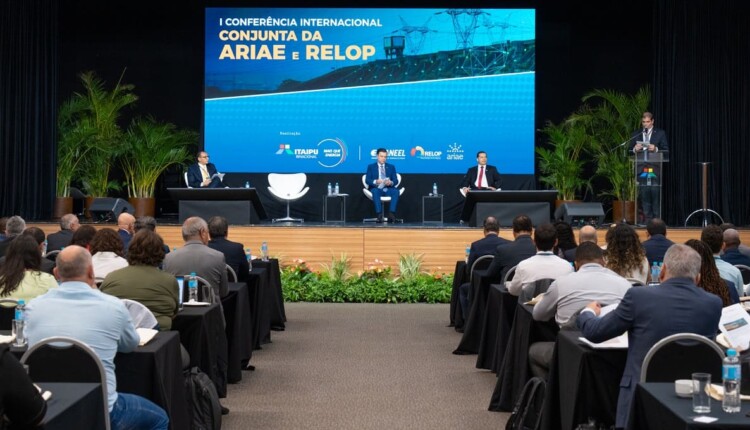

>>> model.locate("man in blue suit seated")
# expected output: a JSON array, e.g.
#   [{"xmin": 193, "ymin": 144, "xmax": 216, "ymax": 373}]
[
  {"xmin": 365, "ymin": 148, "xmax": 400, "ymax": 223},
  {"xmin": 187, "ymin": 151, "xmax": 226, "ymax": 188},
  {"xmin": 577, "ymin": 244, "xmax": 722, "ymax": 430},
  {"xmin": 641, "ymin": 218, "xmax": 674, "ymax": 266}
]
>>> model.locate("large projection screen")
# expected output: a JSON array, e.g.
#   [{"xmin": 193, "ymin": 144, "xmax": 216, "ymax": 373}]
[{"xmin": 205, "ymin": 8, "xmax": 535, "ymax": 175}]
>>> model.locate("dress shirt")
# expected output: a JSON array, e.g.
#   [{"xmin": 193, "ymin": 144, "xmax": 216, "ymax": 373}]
[
  {"xmin": 92, "ymin": 251, "xmax": 129, "ymax": 281},
  {"xmin": 714, "ymin": 255, "xmax": 744, "ymax": 297},
  {"xmin": 25, "ymin": 281, "xmax": 139, "ymax": 412},
  {"xmin": 507, "ymin": 251, "xmax": 574, "ymax": 296},
  {"xmin": 476, "ymin": 165, "xmax": 487, "ymax": 188}
]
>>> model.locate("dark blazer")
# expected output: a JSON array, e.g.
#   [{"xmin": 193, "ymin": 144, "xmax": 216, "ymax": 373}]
[
  {"xmin": 577, "ymin": 277, "xmax": 721, "ymax": 428},
  {"xmin": 484, "ymin": 234, "xmax": 537, "ymax": 282},
  {"xmin": 722, "ymin": 247, "xmax": 750, "ymax": 267},
  {"xmin": 460, "ymin": 165, "xmax": 502, "ymax": 190},
  {"xmin": 562, "ymin": 247, "xmax": 577, "ymax": 263},
  {"xmin": 187, "ymin": 162, "xmax": 224, "ymax": 188},
  {"xmin": 118, "ymin": 229, "xmax": 132, "ymax": 254},
  {"xmin": 629, "ymin": 127, "xmax": 669, "ymax": 152},
  {"xmin": 0, "ymin": 238, "xmax": 12, "ymax": 259},
  {"xmin": 365, "ymin": 163, "xmax": 399, "ymax": 190},
  {"xmin": 46, "ymin": 229, "xmax": 74, "ymax": 252},
  {"xmin": 208, "ymin": 237, "xmax": 249, "ymax": 283},
  {"xmin": 642, "ymin": 234, "xmax": 674, "ymax": 266},
  {"xmin": 467, "ymin": 233, "xmax": 510, "ymax": 271}
]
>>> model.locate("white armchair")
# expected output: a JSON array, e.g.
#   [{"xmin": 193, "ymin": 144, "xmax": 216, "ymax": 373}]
[
  {"xmin": 361, "ymin": 173, "xmax": 405, "ymax": 223},
  {"xmin": 268, "ymin": 173, "xmax": 309, "ymax": 222}
]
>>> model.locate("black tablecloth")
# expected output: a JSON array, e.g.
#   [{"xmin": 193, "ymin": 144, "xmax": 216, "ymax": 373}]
[
  {"xmin": 115, "ymin": 331, "xmax": 191, "ymax": 430},
  {"xmin": 247, "ymin": 267, "xmax": 271, "ymax": 348},
  {"xmin": 221, "ymin": 282, "xmax": 254, "ymax": 383},
  {"xmin": 628, "ymin": 383, "xmax": 750, "ymax": 429},
  {"xmin": 172, "ymin": 303, "xmax": 228, "ymax": 398},
  {"xmin": 476, "ymin": 284, "xmax": 518, "ymax": 372},
  {"xmin": 40, "ymin": 382, "xmax": 105, "ymax": 430},
  {"xmin": 449, "ymin": 260, "xmax": 468, "ymax": 328},
  {"xmin": 542, "ymin": 331, "xmax": 626, "ymax": 430},
  {"xmin": 489, "ymin": 303, "xmax": 558, "ymax": 411},
  {"xmin": 252, "ymin": 258, "xmax": 286, "ymax": 330},
  {"xmin": 453, "ymin": 271, "xmax": 492, "ymax": 354}
]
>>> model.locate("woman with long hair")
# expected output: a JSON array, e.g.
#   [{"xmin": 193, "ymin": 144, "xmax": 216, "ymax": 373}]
[
  {"xmin": 0, "ymin": 235, "xmax": 57, "ymax": 301},
  {"xmin": 684, "ymin": 239, "xmax": 735, "ymax": 306},
  {"xmin": 553, "ymin": 221, "xmax": 577, "ymax": 258},
  {"xmin": 604, "ymin": 223, "xmax": 650, "ymax": 284}
]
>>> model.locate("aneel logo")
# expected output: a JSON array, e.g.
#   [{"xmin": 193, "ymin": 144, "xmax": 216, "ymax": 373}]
[
  {"xmin": 369, "ymin": 149, "xmax": 406, "ymax": 159},
  {"xmin": 317, "ymin": 138, "xmax": 347, "ymax": 168}
]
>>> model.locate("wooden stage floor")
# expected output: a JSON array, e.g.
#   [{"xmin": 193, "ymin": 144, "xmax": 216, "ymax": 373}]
[{"xmin": 28, "ymin": 222, "xmax": 747, "ymax": 274}]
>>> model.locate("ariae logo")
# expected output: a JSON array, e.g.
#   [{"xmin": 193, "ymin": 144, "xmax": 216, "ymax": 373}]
[
  {"xmin": 317, "ymin": 138, "xmax": 347, "ymax": 168},
  {"xmin": 446, "ymin": 142, "xmax": 464, "ymax": 161}
]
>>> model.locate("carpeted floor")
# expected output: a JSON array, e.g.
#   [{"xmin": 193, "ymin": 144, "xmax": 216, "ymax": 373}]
[{"xmin": 221, "ymin": 302, "xmax": 508, "ymax": 429}]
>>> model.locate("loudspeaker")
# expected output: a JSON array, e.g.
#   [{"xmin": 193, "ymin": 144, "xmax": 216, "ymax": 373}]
[
  {"xmin": 88, "ymin": 198, "xmax": 135, "ymax": 221},
  {"xmin": 554, "ymin": 202, "xmax": 605, "ymax": 227}
]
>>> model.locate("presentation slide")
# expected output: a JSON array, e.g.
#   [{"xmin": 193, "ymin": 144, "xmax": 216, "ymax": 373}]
[{"xmin": 205, "ymin": 8, "xmax": 535, "ymax": 174}]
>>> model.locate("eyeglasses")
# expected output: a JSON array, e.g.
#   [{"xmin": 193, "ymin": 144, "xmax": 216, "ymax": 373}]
[{"xmin": 199, "ymin": 155, "xmax": 210, "ymax": 158}]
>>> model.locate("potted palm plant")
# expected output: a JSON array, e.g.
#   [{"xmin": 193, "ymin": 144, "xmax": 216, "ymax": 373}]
[
  {"xmin": 55, "ymin": 98, "xmax": 95, "ymax": 218},
  {"xmin": 120, "ymin": 117, "xmax": 196, "ymax": 217},
  {"xmin": 536, "ymin": 120, "xmax": 592, "ymax": 205}
]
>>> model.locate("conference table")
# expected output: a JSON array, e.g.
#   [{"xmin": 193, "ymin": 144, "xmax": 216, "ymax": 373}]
[
  {"xmin": 40, "ymin": 382, "xmax": 106, "ymax": 429},
  {"xmin": 449, "ymin": 260, "xmax": 468, "ymax": 329},
  {"xmin": 476, "ymin": 283, "xmax": 518, "ymax": 373},
  {"xmin": 453, "ymin": 270, "xmax": 494, "ymax": 355},
  {"xmin": 222, "ymin": 282, "xmax": 254, "ymax": 383},
  {"xmin": 541, "ymin": 330, "xmax": 626, "ymax": 430},
  {"xmin": 252, "ymin": 258, "xmax": 286, "ymax": 331},
  {"xmin": 628, "ymin": 383, "xmax": 750, "ymax": 429}
]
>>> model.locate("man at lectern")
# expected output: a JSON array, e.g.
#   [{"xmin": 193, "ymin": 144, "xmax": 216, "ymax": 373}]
[
  {"xmin": 629, "ymin": 112, "xmax": 669, "ymax": 222},
  {"xmin": 460, "ymin": 151, "xmax": 502, "ymax": 195},
  {"xmin": 187, "ymin": 151, "xmax": 226, "ymax": 188}
]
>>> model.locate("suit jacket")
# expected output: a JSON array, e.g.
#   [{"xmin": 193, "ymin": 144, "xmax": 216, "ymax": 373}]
[
  {"xmin": 0, "ymin": 238, "xmax": 12, "ymax": 259},
  {"xmin": 118, "ymin": 229, "xmax": 132, "ymax": 254},
  {"xmin": 722, "ymin": 247, "xmax": 750, "ymax": 267},
  {"xmin": 577, "ymin": 277, "xmax": 721, "ymax": 428},
  {"xmin": 365, "ymin": 163, "xmax": 399, "ymax": 190},
  {"xmin": 163, "ymin": 240, "xmax": 229, "ymax": 304},
  {"xmin": 562, "ymin": 247, "xmax": 577, "ymax": 263},
  {"xmin": 467, "ymin": 233, "xmax": 509, "ymax": 272},
  {"xmin": 642, "ymin": 234, "xmax": 674, "ymax": 266},
  {"xmin": 460, "ymin": 165, "xmax": 502, "ymax": 190},
  {"xmin": 187, "ymin": 162, "xmax": 224, "ymax": 188},
  {"xmin": 629, "ymin": 127, "xmax": 669, "ymax": 152},
  {"xmin": 208, "ymin": 237, "xmax": 249, "ymax": 283},
  {"xmin": 46, "ymin": 229, "xmax": 74, "ymax": 252},
  {"xmin": 484, "ymin": 234, "xmax": 537, "ymax": 283}
]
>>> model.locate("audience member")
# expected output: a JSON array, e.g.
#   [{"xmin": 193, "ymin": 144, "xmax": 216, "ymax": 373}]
[
  {"xmin": 720, "ymin": 223, "xmax": 750, "ymax": 258},
  {"xmin": 529, "ymin": 242, "xmax": 632, "ymax": 378},
  {"xmin": 0, "ymin": 343, "xmax": 47, "ymax": 428},
  {"xmin": 641, "ymin": 218, "xmax": 674, "ymax": 266},
  {"xmin": 563, "ymin": 225, "xmax": 598, "ymax": 263},
  {"xmin": 0, "ymin": 235, "xmax": 57, "ymax": 302},
  {"xmin": 25, "ymin": 246, "xmax": 169, "ymax": 429},
  {"xmin": 101, "ymin": 230, "xmax": 178, "ymax": 330},
  {"xmin": 21, "ymin": 227, "xmax": 55, "ymax": 274},
  {"xmin": 117, "ymin": 213, "xmax": 136, "ymax": 252},
  {"xmin": 0, "ymin": 217, "xmax": 8, "ymax": 241},
  {"xmin": 458, "ymin": 216, "xmax": 509, "ymax": 319},
  {"xmin": 553, "ymin": 221, "xmax": 577, "ymax": 259},
  {"xmin": 577, "ymin": 244, "xmax": 722, "ymax": 429},
  {"xmin": 507, "ymin": 223, "xmax": 573, "ymax": 296},
  {"xmin": 0, "ymin": 216, "xmax": 26, "ymax": 258},
  {"xmin": 163, "ymin": 217, "xmax": 228, "ymax": 304},
  {"xmin": 90, "ymin": 228, "xmax": 129, "ymax": 282},
  {"xmin": 604, "ymin": 223, "xmax": 650, "ymax": 284},
  {"xmin": 46, "ymin": 213, "xmax": 80, "ymax": 251},
  {"xmin": 485, "ymin": 215, "xmax": 537, "ymax": 282},
  {"xmin": 70, "ymin": 224, "xmax": 97, "ymax": 249},
  {"xmin": 134, "ymin": 216, "xmax": 170, "ymax": 255},
  {"xmin": 702, "ymin": 224, "xmax": 744, "ymax": 297},
  {"xmin": 722, "ymin": 228, "xmax": 750, "ymax": 268},
  {"xmin": 207, "ymin": 216, "xmax": 249, "ymax": 284},
  {"xmin": 685, "ymin": 239, "xmax": 737, "ymax": 305}
]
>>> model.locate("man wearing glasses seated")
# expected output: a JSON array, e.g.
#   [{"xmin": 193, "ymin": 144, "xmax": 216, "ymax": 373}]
[{"xmin": 187, "ymin": 151, "xmax": 226, "ymax": 188}]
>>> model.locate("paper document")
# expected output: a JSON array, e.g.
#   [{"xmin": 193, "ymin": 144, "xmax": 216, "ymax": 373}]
[
  {"xmin": 211, "ymin": 173, "xmax": 225, "ymax": 181},
  {"xmin": 579, "ymin": 303, "xmax": 629, "ymax": 349},
  {"xmin": 718, "ymin": 303, "xmax": 750, "ymax": 351},
  {"xmin": 136, "ymin": 328, "xmax": 158, "ymax": 346}
]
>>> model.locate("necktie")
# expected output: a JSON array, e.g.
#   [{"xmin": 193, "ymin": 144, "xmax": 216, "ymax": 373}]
[
  {"xmin": 379, "ymin": 164, "xmax": 385, "ymax": 179},
  {"xmin": 645, "ymin": 129, "xmax": 651, "ymax": 143},
  {"xmin": 201, "ymin": 166, "xmax": 209, "ymax": 181},
  {"xmin": 478, "ymin": 166, "xmax": 484, "ymax": 188}
]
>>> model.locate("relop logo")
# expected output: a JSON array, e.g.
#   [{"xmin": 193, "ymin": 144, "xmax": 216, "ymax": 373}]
[{"xmin": 410, "ymin": 145, "xmax": 442, "ymax": 160}]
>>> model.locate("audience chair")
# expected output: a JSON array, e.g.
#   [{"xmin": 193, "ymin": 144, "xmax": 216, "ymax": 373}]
[
  {"xmin": 468, "ymin": 254, "xmax": 494, "ymax": 284},
  {"xmin": 267, "ymin": 173, "xmax": 309, "ymax": 223},
  {"xmin": 21, "ymin": 336, "xmax": 111, "ymax": 430},
  {"xmin": 361, "ymin": 174, "xmax": 405, "ymax": 223},
  {"xmin": 503, "ymin": 265, "xmax": 518, "ymax": 286},
  {"xmin": 0, "ymin": 298, "xmax": 19, "ymax": 330},
  {"xmin": 194, "ymin": 275, "xmax": 216, "ymax": 304},
  {"xmin": 121, "ymin": 299, "xmax": 159, "ymax": 329},
  {"xmin": 45, "ymin": 250, "xmax": 61, "ymax": 261},
  {"xmin": 520, "ymin": 278, "xmax": 555, "ymax": 303},
  {"xmin": 640, "ymin": 332, "xmax": 724, "ymax": 383},
  {"xmin": 226, "ymin": 264, "xmax": 238, "ymax": 283},
  {"xmin": 184, "ymin": 172, "xmax": 192, "ymax": 188},
  {"xmin": 626, "ymin": 278, "xmax": 646, "ymax": 287},
  {"xmin": 734, "ymin": 264, "xmax": 750, "ymax": 295}
]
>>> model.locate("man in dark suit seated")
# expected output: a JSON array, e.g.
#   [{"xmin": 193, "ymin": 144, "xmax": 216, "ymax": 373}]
[
  {"xmin": 0, "ymin": 216, "xmax": 25, "ymax": 259},
  {"xmin": 207, "ymin": 216, "xmax": 249, "ymax": 284},
  {"xmin": 187, "ymin": 151, "xmax": 226, "ymax": 188},
  {"xmin": 460, "ymin": 150, "xmax": 502, "ymax": 194},
  {"xmin": 577, "ymin": 244, "xmax": 722, "ymax": 429},
  {"xmin": 563, "ymin": 225, "xmax": 598, "ymax": 263},
  {"xmin": 641, "ymin": 218, "xmax": 674, "ymax": 266},
  {"xmin": 46, "ymin": 213, "xmax": 80, "ymax": 252},
  {"xmin": 365, "ymin": 148, "xmax": 400, "ymax": 223},
  {"xmin": 23, "ymin": 227, "xmax": 55, "ymax": 274},
  {"xmin": 722, "ymin": 228, "xmax": 750, "ymax": 267},
  {"xmin": 458, "ymin": 216, "xmax": 509, "ymax": 320},
  {"xmin": 485, "ymin": 214, "xmax": 537, "ymax": 283}
]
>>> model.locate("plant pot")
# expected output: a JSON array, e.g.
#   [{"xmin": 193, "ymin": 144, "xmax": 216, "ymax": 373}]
[
  {"xmin": 84, "ymin": 196, "xmax": 95, "ymax": 220},
  {"xmin": 555, "ymin": 199, "xmax": 581, "ymax": 209},
  {"xmin": 612, "ymin": 200, "xmax": 636, "ymax": 224},
  {"xmin": 53, "ymin": 197, "xmax": 73, "ymax": 220},
  {"xmin": 129, "ymin": 197, "xmax": 155, "ymax": 217}
]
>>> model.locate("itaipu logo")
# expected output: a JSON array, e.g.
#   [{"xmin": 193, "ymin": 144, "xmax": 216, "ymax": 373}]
[
  {"xmin": 317, "ymin": 138, "xmax": 347, "ymax": 168},
  {"xmin": 446, "ymin": 142, "xmax": 464, "ymax": 161},
  {"xmin": 410, "ymin": 145, "xmax": 442, "ymax": 160},
  {"xmin": 275, "ymin": 144, "xmax": 293, "ymax": 155},
  {"xmin": 276, "ymin": 143, "xmax": 317, "ymax": 159}
]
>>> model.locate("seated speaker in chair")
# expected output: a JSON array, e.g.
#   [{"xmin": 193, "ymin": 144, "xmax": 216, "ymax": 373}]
[
  {"xmin": 187, "ymin": 151, "xmax": 226, "ymax": 188},
  {"xmin": 460, "ymin": 150, "xmax": 502, "ymax": 194},
  {"xmin": 365, "ymin": 148, "xmax": 400, "ymax": 223}
]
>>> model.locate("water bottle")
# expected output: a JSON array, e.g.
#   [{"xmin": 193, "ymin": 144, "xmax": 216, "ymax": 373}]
[
  {"xmin": 327, "ymin": 182, "xmax": 332, "ymax": 196},
  {"xmin": 15, "ymin": 299, "xmax": 25, "ymax": 321},
  {"xmin": 188, "ymin": 272, "xmax": 198, "ymax": 302},
  {"xmin": 651, "ymin": 261, "xmax": 660, "ymax": 283},
  {"xmin": 244, "ymin": 181, "xmax": 250, "ymax": 189},
  {"xmin": 245, "ymin": 248, "xmax": 253, "ymax": 271},
  {"xmin": 334, "ymin": 182, "xmax": 339, "ymax": 195},
  {"xmin": 433, "ymin": 182, "xmax": 438, "ymax": 196},
  {"xmin": 465, "ymin": 245, "xmax": 470, "ymax": 263},
  {"xmin": 42, "ymin": 240, "xmax": 48, "ymax": 257},
  {"xmin": 722, "ymin": 348, "xmax": 741, "ymax": 413},
  {"xmin": 14, "ymin": 299, "xmax": 26, "ymax": 346},
  {"xmin": 261, "ymin": 241, "xmax": 269, "ymax": 262}
]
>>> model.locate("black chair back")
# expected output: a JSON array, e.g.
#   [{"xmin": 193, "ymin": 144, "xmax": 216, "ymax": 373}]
[
  {"xmin": 519, "ymin": 278, "xmax": 555, "ymax": 303},
  {"xmin": 640, "ymin": 333, "xmax": 724, "ymax": 383}
]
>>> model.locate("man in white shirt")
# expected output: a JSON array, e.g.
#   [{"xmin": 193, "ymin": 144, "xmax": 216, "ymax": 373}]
[{"xmin": 506, "ymin": 223, "xmax": 573, "ymax": 297}]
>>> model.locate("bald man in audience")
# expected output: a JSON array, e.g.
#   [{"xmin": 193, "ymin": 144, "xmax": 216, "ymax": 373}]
[
  {"xmin": 563, "ymin": 225, "xmax": 598, "ymax": 263},
  {"xmin": 25, "ymin": 246, "xmax": 169, "ymax": 429},
  {"xmin": 577, "ymin": 244, "xmax": 722, "ymax": 429},
  {"xmin": 117, "ymin": 213, "xmax": 136, "ymax": 253},
  {"xmin": 721, "ymin": 223, "xmax": 750, "ymax": 258},
  {"xmin": 721, "ymin": 228, "xmax": 750, "ymax": 267}
]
